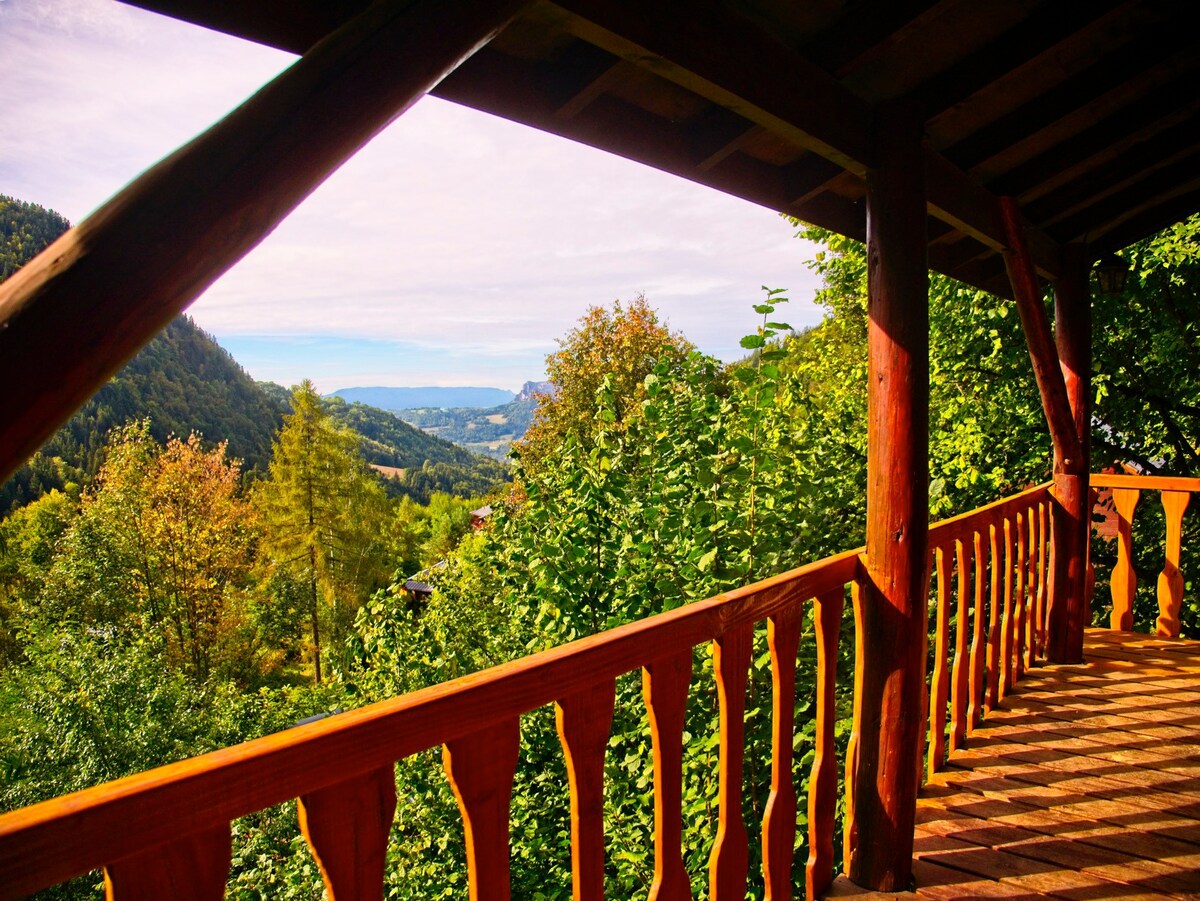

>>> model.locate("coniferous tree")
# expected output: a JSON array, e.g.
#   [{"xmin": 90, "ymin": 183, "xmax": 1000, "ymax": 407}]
[{"xmin": 254, "ymin": 382, "xmax": 389, "ymax": 682}]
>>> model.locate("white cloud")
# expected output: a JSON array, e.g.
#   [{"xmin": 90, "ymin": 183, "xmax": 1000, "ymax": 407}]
[{"xmin": 3, "ymin": 0, "xmax": 827, "ymax": 388}]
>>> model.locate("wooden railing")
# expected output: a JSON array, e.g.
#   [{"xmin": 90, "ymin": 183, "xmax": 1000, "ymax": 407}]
[
  {"xmin": 1092, "ymin": 473, "xmax": 1199, "ymax": 638},
  {"xmin": 0, "ymin": 485, "xmax": 1052, "ymax": 901},
  {"xmin": 920, "ymin": 485, "xmax": 1050, "ymax": 784}
]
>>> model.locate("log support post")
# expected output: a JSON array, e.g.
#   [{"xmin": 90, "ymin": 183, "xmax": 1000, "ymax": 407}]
[
  {"xmin": 847, "ymin": 102, "xmax": 930, "ymax": 893},
  {"xmin": 1050, "ymin": 247, "xmax": 1092, "ymax": 663},
  {"xmin": 1000, "ymin": 201, "xmax": 1088, "ymax": 664}
]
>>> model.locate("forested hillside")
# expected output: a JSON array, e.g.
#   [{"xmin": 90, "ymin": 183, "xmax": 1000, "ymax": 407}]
[{"xmin": 1, "ymin": 196, "xmax": 70, "ymax": 282}]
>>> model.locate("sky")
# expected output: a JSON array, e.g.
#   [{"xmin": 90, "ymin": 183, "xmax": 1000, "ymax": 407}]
[{"xmin": 1, "ymin": 0, "xmax": 827, "ymax": 394}]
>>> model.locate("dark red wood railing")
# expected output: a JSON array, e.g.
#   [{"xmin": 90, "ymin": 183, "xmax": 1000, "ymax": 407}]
[
  {"xmin": 0, "ymin": 484, "xmax": 1054, "ymax": 901},
  {"xmin": 1092, "ymin": 473, "xmax": 1199, "ymax": 638}
]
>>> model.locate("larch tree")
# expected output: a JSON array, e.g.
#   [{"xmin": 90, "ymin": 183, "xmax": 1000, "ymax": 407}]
[{"xmin": 253, "ymin": 381, "xmax": 389, "ymax": 683}]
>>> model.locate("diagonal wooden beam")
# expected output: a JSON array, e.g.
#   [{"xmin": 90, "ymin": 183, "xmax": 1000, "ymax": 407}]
[
  {"xmin": 0, "ymin": 0, "xmax": 527, "ymax": 484},
  {"xmin": 998, "ymin": 197, "xmax": 1083, "ymax": 471}
]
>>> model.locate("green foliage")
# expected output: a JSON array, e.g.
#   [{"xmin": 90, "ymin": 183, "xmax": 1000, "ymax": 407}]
[
  {"xmin": 0, "ymin": 195, "xmax": 70, "ymax": 282},
  {"xmin": 254, "ymin": 383, "xmax": 392, "ymax": 682}
]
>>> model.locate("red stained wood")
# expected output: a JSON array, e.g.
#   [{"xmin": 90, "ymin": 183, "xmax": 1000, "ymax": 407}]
[
  {"xmin": 950, "ymin": 540, "xmax": 971, "ymax": 753},
  {"xmin": 999, "ymin": 517, "xmax": 1017, "ymax": 702},
  {"xmin": 556, "ymin": 682, "xmax": 616, "ymax": 901},
  {"xmin": 298, "ymin": 765, "xmax": 396, "ymax": 901},
  {"xmin": 1110, "ymin": 488, "xmax": 1141, "ymax": 631},
  {"xmin": 849, "ymin": 101, "xmax": 929, "ymax": 892},
  {"xmin": 1092, "ymin": 474, "xmax": 1200, "ymax": 492},
  {"xmin": 843, "ymin": 574, "xmax": 867, "ymax": 874},
  {"xmin": 1014, "ymin": 512, "xmax": 1028, "ymax": 683},
  {"xmin": 1156, "ymin": 491, "xmax": 1191, "ymax": 638},
  {"xmin": 762, "ymin": 606, "xmax": 801, "ymax": 901},
  {"xmin": 0, "ymin": 0, "xmax": 525, "ymax": 486},
  {"xmin": 103, "ymin": 825, "xmax": 230, "ymax": 901},
  {"xmin": 968, "ymin": 531, "xmax": 988, "ymax": 734},
  {"xmin": 986, "ymin": 524, "xmax": 1003, "ymax": 713},
  {"xmin": 1035, "ymin": 502, "xmax": 1049, "ymax": 659},
  {"xmin": 644, "ymin": 652, "xmax": 694, "ymax": 901},
  {"xmin": 999, "ymin": 197, "xmax": 1082, "ymax": 473},
  {"xmin": 806, "ymin": 588, "xmax": 845, "ymax": 901},
  {"xmin": 929, "ymin": 546, "xmax": 953, "ymax": 780},
  {"xmin": 1047, "ymin": 248, "xmax": 1092, "ymax": 664},
  {"xmin": 709, "ymin": 627, "xmax": 751, "ymax": 901},
  {"xmin": 443, "ymin": 718, "xmax": 522, "ymax": 901}
]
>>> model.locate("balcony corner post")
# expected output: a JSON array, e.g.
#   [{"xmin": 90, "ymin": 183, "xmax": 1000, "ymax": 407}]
[
  {"xmin": 1048, "ymin": 246, "xmax": 1092, "ymax": 664},
  {"xmin": 847, "ymin": 100, "xmax": 930, "ymax": 893}
]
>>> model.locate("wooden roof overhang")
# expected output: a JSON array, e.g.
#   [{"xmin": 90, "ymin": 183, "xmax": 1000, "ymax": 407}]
[
  {"xmin": 127, "ymin": 0, "xmax": 1200, "ymax": 297},
  {"xmin": 0, "ymin": 0, "xmax": 1197, "ymax": 482}
]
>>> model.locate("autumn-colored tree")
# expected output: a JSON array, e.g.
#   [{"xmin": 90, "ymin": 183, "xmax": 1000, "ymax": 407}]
[
  {"xmin": 41, "ymin": 423, "xmax": 258, "ymax": 679},
  {"xmin": 515, "ymin": 294, "xmax": 692, "ymax": 474},
  {"xmin": 254, "ymin": 381, "xmax": 389, "ymax": 682}
]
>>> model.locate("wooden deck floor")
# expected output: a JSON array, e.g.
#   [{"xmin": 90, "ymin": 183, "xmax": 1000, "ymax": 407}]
[{"xmin": 831, "ymin": 629, "xmax": 1200, "ymax": 900}]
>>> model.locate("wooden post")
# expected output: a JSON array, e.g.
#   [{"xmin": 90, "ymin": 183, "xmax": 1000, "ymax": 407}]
[
  {"xmin": 846, "ymin": 102, "xmax": 929, "ymax": 893},
  {"xmin": 0, "ymin": 0, "xmax": 526, "ymax": 485},
  {"xmin": 1049, "ymin": 247, "xmax": 1091, "ymax": 663}
]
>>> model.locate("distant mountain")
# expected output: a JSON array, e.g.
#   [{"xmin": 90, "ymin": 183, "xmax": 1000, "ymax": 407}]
[
  {"xmin": 396, "ymin": 395, "xmax": 540, "ymax": 462},
  {"xmin": 330, "ymin": 386, "xmax": 515, "ymax": 411},
  {"xmin": 0, "ymin": 195, "xmax": 508, "ymax": 513},
  {"xmin": 515, "ymin": 380, "xmax": 554, "ymax": 402}
]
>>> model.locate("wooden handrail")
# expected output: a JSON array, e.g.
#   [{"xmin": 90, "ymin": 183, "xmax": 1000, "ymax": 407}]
[
  {"xmin": 1091, "ymin": 472, "xmax": 1196, "ymax": 637},
  {"xmin": 0, "ymin": 485, "xmax": 1060, "ymax": 900},
  {"xmin": 0, "ymin": 549, "xmax": 859, "ymax": 898}
]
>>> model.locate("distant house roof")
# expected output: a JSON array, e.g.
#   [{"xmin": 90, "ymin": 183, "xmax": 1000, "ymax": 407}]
[
  {"xmin": 402, "ymin": 579, "xmax": 434, "ymax": 596},
  {"xmin": 470, "ymin": 505, "xmax": 493, "ymax": 519}
]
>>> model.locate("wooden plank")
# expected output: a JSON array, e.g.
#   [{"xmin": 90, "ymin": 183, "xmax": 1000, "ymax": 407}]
[
  {"xmin": 644, "ymin": 651, "xmax": 694, "ymax": 901},
  {"xmin": 806, "ymin": 588, "xmax": 844, "ymax": 901},
  {"xmin": 298, "ymin": 766, "xmax": 396, "ymax": 901},
  {"xmin": 1091, "ymin": 474, "xmax": 1200, "ymax": 492},
  {"xmin": 849, "ymin": 101, "xmax": 930, "ymax": 892},
  {"xmin": 103, "ymin": 825, "xmax": 230, "ymax": 901},
  {"xmin": 443, "ymin": 718, "xmax": 522, "ymax": 900},
  {"xmin": 1013, "ymin": 513, "xmax": 1028, "ymax": 684},
  {"xmin": 556, "ymin": 681, "xmax": 616, "ymax": 901},
  {"xmin": 1156, "ymin": 491, "xmax": 1191, "ymax": 638},
  {"xmin": 0, "ymin": 0, "xmax": 526, "ymax": 486},
  {"xmin": 998, "ymin": 517, "xmax": 1016, "ymax": 702},
  {"xmin": 709, "ymin": 627, "xmax": 751, "ymax": 901},
  {"xmin": 762, "ymin": 606, "xmax": 801, "ymax": 901}
]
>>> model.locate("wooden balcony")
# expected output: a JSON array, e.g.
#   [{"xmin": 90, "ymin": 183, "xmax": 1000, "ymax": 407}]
[{"xmin": 0, "ymin": 475, "xmax": 1197, "ymax": 899}]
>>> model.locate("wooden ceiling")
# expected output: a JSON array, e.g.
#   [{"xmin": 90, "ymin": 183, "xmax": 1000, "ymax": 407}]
[{"xmin": 125, "ymin": 0, "xmax": 1198, "ymax": 299}]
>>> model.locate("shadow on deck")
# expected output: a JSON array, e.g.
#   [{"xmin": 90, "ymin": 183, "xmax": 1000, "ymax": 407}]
[{"xmin": 831, "ymin": 629, "xmax": 1200, "ymax": 899}]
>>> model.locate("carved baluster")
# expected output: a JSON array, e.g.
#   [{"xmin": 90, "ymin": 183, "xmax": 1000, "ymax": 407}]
[
  {"xmin": 709, "ymin": 626, "xmax": 751, "ymax": 901},
  {"xmin": 842, "ymin": 574, "xmax": 866, "ymax": 873},
  {"xmin": 1036, "ymin": 501, "xmax": 1049, "ymax": 658},
  {"xmin": 104, "ymin": 825, "xmax": 231, "ymax": 901},
  {"xmin": 298, "ymin": 765, "xmax": 397, "ymax": 901},
  {"xmin": 443, "ymin": 718, "xmax": 522, "ymax": 901},
  {"xmin": 1110, "ymin": 487, "xmax": 1140, "ymax": 631},
  {"xmin": 762, "ymin": 606, "xmax": 801, "ymax": 901},
  {"xmin": 998, "ymin": 517, "xmax": 1016, "ymax": 701},
  {"xmin": 950, "ymin": 539, "xmax": 971, "ymax": 753},
  {"xmin": 967, "ymin": 530, "xmax": 987, "ymax": 733},
  {"xmin": 557, "ymin": 682, "xmax": 617, "ymax": 901},
  {"xmin": 644, "ymin": 651, "xmax": 694, "ymax": 901},
  {"xmin": 928, "ymin": 546, "xmax": 952, "ymax": 779},
  {"xmin": 1156, "ymin": 490, "xmax": 1191, "ymax": 638},
  {"xmin": 1014, "ymin": 512, "xmax": 1028, "ymax": 683},
  {"xmin": 806, "ymin": 588, "xmax": 844, "ymax": 901},
  {"xmin": 985, "ymin": 524, "xmax": 1002, "ymax": 713}
]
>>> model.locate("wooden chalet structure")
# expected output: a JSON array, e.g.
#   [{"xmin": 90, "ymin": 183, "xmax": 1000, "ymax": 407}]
[{"xmin": 0, "ymin": 1, "xmax": 1198, "ymax": 898}]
